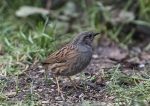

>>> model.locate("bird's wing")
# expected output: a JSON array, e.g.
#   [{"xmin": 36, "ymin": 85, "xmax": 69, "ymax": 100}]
[{"xmin": 43, "ymin": 44, "xmax": 79, "ymax": 64}]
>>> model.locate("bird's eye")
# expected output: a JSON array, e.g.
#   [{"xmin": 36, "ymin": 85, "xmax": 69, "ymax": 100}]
[
  {"xmin": 85, "ymin": 35, "xmax": 90, "ymax": 39},
  {"xmin": 88, "ymin": 34, "xmax": 92, "ymax": 38}
]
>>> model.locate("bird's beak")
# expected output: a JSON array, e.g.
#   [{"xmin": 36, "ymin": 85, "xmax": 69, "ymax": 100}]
[{"xmin": 94, "ymin": 32, "xmax": 100, "ymax": 36}]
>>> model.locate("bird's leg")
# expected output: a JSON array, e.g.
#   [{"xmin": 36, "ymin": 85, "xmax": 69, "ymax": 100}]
[
  {"xmin": 67, "ymin": 76, "xmax": 81, "ymax": 90},
  {"xmin": 55, "ymin": 77, "xmax": 65, "ymax": 100},
  {"xmin": 55, "ymin": 76, "xmax": 61, "ymax": 94}
]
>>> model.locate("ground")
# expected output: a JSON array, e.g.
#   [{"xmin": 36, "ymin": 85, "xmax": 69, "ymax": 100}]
[{"xmin": 1, "ymin": 37, "xmax": 150, "ymax": 106}]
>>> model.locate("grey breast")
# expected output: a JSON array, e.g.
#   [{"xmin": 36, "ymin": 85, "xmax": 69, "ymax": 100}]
[
  {"xmin": 64, "ymin": 45, "xmax": 93, "ymax": 76},
  {"xmin": 76, "ymin": 44, "xmax": 93, "ymax": 69}
]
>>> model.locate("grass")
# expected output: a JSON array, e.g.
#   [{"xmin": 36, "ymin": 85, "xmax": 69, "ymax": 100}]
[
  {"xmin": 0, "ymin": 0, "xmax": 150, "ymax": 105},
  {"xmin": 106, "ymin": 65, "xmax": 150, "ymax": 105}
]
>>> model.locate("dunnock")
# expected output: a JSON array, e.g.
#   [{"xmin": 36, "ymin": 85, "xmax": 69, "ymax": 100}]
[{"xmin": 42, "ymin": 31, "xmax": 99, "ymax": 93}]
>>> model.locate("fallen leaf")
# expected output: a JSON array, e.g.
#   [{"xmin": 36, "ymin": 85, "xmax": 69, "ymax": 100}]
[
  {"xmin": 110, "ymin": 10, "xmax": 135, "ymax": 25},
  {"xmin": 16, "ymin": 6, "xmax": 49, "ymax": 17}
]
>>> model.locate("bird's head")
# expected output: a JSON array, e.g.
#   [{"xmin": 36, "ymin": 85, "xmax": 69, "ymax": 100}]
[{"xmin": 72, "ymin": 31, "xmax": 100, "ymax": 46}]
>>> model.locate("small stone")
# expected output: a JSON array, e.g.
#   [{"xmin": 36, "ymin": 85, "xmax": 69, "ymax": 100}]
[
  {"xmin": 79, "ymin": 93, "xmax": 84, "ymax": 98},
  {"xmin": 50, "ymin": 88, "xmax": 55, "ymax": 92},
  {"xmin": 74, "ymin": 76, "xmax": 80, "ymax": 80},
  {"xmin": 105, "ymin": 81, "xmax": 110, "ymax": 85},
  {"xmin": 38, "ymin": 65, "xmax": 43, "ymax": 68},
  {"xmin": 51, "ymin": 85, "xmax": 55, "ymax": 88},
  {"xmin": 41, "ymin": 100, "xmax": 49, "ymax": 104},
  {"xmin": 39, "ymin": 69, "xmax": 45, "ymax": 73},
  {"xmin": 55, "ymin": 96, "xmax": 62, "ymax": 101},
  {"xmin": 92, "ymin": 54, "xmax": 99, "ymax": 59},
  {"xmin": 138, "ymin": 64, "xmax": 145, "ymax": 68},
  {"xmin": 37, "ymin": 89, "xmax": 42, "ymax": 92},
  {"xmin": 5, "ymin": 91, "xmax": 16, "ymax": 97}
]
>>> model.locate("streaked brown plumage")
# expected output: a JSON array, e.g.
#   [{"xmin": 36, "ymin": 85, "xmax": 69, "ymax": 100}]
[{"xmin": 42, "ymin": 31, "xmax": 100, "ymax": 93}]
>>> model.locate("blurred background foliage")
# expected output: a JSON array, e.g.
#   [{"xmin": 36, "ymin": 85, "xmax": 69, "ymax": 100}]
[{"xmin": 0, "ymin": 0, "xmax": 150, "ymax": 73}]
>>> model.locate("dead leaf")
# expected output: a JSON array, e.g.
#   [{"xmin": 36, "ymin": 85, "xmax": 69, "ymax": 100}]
[
  {"xmin": 16, "ymin": 6, "xmax": 49, "ymax": 17},
  {"xmin": 110, "ymin": 10, "xmax": 135, "ymax": 25}
]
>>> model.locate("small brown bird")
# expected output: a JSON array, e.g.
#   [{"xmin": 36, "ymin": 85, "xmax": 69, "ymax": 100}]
[{"xmin": 42, "ymin": 31, "xmax": 99, "ymax": 93}]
